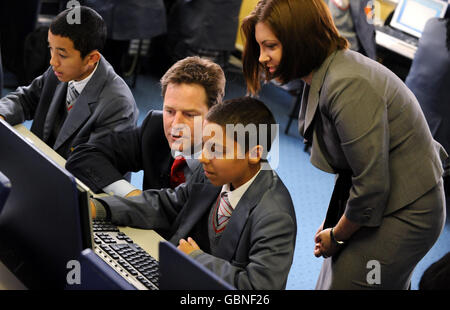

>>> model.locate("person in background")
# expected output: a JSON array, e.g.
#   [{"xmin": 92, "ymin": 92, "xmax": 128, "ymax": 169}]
[
  {"xmin": 0, "ymin": 6, "xmax": 138, "ymax": 159},
  {"xmin": 241, "ymin": 0, "xmax": 447, "ymax": 289},
  {"xmin": 325, "ymin": 0, "xmax": 376, "ymax": 59},
  {"xmin": 405, "ymin": 16, "xmax": 450, "ymax": 208},
  {"xmin": 66, "ymin": 57, "xmax": 226, "ymax": 200},
  {"xmin": 165, "ymin": 0, "xmax": 243, "ymax": 70}
]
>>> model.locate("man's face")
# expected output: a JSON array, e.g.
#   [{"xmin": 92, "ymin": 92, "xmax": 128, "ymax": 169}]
[
  {"xmin": 163, "ymin": 82, "xmax": 209, "ymax": 154},
  {"xmin": 48, "ymin": 30, "xmax": 95, "ymax": 82}
]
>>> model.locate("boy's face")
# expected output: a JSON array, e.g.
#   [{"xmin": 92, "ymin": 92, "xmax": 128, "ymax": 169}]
[
  {"xmin": 48, "ymin": 30, "xmax": 98, "ymax": 82},
  {"xmin": 163, "ymin": 82, "xmax": 209, "ymax": 154},
  {"xmin": 200, "ymin": 121, "xmax": 259, "ymax": 189}
]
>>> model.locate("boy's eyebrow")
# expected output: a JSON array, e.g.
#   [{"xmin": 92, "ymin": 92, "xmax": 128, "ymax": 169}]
[{"xmin": 47, "ymin": 43, "xmax": 67, "ymax": 53}]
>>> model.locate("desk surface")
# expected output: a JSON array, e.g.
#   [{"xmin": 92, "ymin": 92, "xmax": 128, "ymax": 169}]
[{"xmin": 0, "ymin": 124, "xmax": 165, "ymax": 289}]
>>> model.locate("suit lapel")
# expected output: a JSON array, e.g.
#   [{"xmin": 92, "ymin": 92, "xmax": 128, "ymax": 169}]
[
  {"xmin": 43, "ymin": 82, "xmax": 66, "ymax": 142},
  {"xmin": 299, "ymin": 51, "xmax": 339, "ymax": 138},
  {"xmin": 169, "ymin": 183, "xmax": 221, "ymax": 244},
  {"xmin": 215, "ymin": 170, "xmax": 272, "ymax": 261},
  {"xmin": 54, "ymin": 58, "xmax": 107, "ymax": 151}
]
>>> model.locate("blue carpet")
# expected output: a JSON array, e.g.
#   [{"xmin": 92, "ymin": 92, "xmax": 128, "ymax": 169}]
[{"xmin": 3, "ymin": 68, "xmax": 449, "ymax": 290}]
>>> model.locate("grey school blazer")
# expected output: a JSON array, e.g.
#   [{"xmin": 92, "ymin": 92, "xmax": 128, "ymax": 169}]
[
  {"xmin": 97, "ymin": 168, "xmax": 297, "ymax": 290},
  {"xmin": 299, "ymin": 49, "xmax": 447, "ymax": 227},
  {"xmin": 0, "ymin": 56, "xmax": 138, "ymax": 158}
]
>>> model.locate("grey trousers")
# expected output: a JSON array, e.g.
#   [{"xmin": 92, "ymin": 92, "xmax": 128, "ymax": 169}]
[{"xmin": 316, "ymin": 179, "xmax": 446, "ymax": 289}]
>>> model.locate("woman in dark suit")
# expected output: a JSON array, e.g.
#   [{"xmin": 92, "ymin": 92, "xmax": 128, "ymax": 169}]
[{"xmin": 241, "ymin": 0, "xmax": 447, "ymax": 289}]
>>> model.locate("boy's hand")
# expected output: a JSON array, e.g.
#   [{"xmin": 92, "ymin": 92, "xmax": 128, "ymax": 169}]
[{"xmin": 178, "ymin": 237, "xmax": 200, "ymax": 255}]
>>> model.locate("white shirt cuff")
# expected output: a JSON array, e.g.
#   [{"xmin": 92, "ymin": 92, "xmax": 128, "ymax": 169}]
[{"xmin": 103, "ymin": 179, "xmax": 139, "ymax": 197}]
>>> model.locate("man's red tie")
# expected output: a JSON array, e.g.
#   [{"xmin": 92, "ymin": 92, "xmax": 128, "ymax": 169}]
[{"xmin": 170, "ymin": 156, "xmax": 187, "ymax": 188}]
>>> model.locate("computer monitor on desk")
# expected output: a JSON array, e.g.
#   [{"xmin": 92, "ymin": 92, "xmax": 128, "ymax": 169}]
[
  {"xmin": 390, "ymin": 0, "xmax": 448, "ymax": 38},
  {"xmin": 0, "ymin": 119, "xmax": 92, "ymax": 289},
  {"xmin": 376, "ymin": 0, "xmax": 448, "ymax": 59}
]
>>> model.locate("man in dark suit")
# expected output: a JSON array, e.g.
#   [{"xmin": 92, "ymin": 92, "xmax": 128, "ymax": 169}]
[
  {"xmin": 91, "ymin": 97, "xmax": 297, "ymax": 289},
  {"xmin": 0, "ymin": 6, "xmax": 138, "ymax": 159},
  {"xmin": 405, "ymin": 16, "xmax": 450, "ymax": 207},
  {"xmin": 66, "ymin": 56, "xmax": 226, "ymax": 197}
]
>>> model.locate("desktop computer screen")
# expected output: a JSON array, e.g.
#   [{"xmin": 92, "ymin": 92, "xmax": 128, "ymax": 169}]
[
  {"xmin": 0, "ymin": 120, "xmax": 92, "ymax": 289},
  {"xmin": 391, "ymin": 0, "xmax": 448, "ymax": 37}
]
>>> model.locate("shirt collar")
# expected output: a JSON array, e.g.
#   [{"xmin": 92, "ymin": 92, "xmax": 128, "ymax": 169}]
[
  {"xmin": 173, "ymin": 149, "xmax": 202, "ymax": 172},
  {"xmin": 69, "ymin": 61, "xmax": 98, "ymax": 95},
  {"xmin": 220, "ymin": 168, "xmax": 262, "ymax": 210}
]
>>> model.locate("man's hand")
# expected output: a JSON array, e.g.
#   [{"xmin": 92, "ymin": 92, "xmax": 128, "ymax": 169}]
[
  {"xmin": 125, "ymin": 189, "xmax": 143, "ymax": 197},
  {"xmin": 178, "ymin": 237, "xmax": 200, "ymax": 255},
  {"xmin": 0, "ymin": 115, "xmax": 5, "ymax": 121},
  {"xmin": 89, "ymin": 199, "xmax": 96, "ymax": 219}
]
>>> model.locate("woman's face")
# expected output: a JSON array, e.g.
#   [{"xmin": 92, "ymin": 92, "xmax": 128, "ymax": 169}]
[{"xmin": 255, "ymin": 22, "xmax": 283, "ymax": 77}]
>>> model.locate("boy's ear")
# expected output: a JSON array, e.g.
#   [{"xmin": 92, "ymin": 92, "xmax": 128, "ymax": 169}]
[
  {"xmin": 248, "ymin": 145, "xmax": 263, "ymax": 164},
  {"xmin": 84, "ymin": 50, "xmax": 101, "ymax": 66}
]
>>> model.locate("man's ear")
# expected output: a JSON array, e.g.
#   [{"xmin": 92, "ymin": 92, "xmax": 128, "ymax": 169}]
[{"xmin": 248, "ymin": 145, "xmax": 263, "ymax": 164}]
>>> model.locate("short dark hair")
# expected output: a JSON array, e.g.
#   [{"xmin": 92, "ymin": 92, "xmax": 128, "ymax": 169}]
[
  {"xmin": 206, "ymin": 97, "xmax": 277, "ymax": 157},
  {"xmin": 50, "ymin": 6, "xmax": 106, "ymax": 58},
  {"xmin": 160, "ymin": 56, "xmax": 226, "ymax": 109},
  {"xmin": 241, "ymin": 0, "xmax": 348, "ymax": 94}
]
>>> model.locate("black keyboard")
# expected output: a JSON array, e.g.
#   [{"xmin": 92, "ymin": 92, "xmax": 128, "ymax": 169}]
[
  {"xmin": 92, "ymin": 219, "xmax": 159, "ymax": 290},
  {"xmin": 375, "ymin": 25, "xmax": 419, "ymax": 47}
]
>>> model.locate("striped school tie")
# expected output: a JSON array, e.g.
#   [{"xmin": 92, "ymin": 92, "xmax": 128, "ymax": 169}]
[
  {"xmin": 66, "ymin": 82, "xmax": 79, "ymax": 112},
  {"xmin": 215, "ymin": 192, "xmax": 233, "ymax": 232}
]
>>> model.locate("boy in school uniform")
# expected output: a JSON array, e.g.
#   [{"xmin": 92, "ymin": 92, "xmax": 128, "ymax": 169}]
[
  {"xmin": 0, "ymin": 6, "xmax": 138, "ymax": 159},
  {"xmin": 91, "ymin": 97, "xmax": 297, "ymax": 289}
]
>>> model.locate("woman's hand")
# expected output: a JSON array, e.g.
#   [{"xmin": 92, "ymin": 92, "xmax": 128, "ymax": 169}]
[{"xmin": 314, "ymin": 228, "xmax": 339, "ymax": 258}]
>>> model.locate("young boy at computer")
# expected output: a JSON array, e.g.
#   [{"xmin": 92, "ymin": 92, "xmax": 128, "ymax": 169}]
[
  {"xmin": 92, "ymin": 97, "xmax": 297, "ymax": 289},
  {"xmin": 0, "ymin": 6, "xmax": 138, "ymax": 159}
]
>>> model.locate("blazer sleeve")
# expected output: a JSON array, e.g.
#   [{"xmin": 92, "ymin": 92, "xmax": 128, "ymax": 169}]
[
  {"xmin": 87, "ymin": 91, "xmax": 138, "ymax": 143},
  {"xmin": 327, "ymin": 76, "xmax": 390, "ymax": 227},
  {"xmin": 0, "ymin": 70, "xmax": 47, "ymax": 124},
  {"xmin": 66, "ymin": 124, "xmax": 144, "ymax": 193},
  {"xmin": 96, "ymin": 180, "xmax": 192, "ymax": 231},
  {"xmin": 191, "ymin": 210, "xmax": 296, "ymax": 290}
]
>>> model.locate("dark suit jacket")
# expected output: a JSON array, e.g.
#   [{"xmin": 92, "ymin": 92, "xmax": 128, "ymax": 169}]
[
  {"xmin": 350, "ymin": 0, "xmax": 376, "ymax": 59},
  {"xmin": 168, "ymin": 0, "xmax": 242, "ymax": 51},
  {"xmin": 97, "ymin": 168, "xmax": 297, "ymax": 290},
  {"xmin": 66, "ymin": 110, "xmax": 173, "ymax": 193},
  {"xmin": 84, "ymin": 0, "xmax": 167, "ymax": 40},
  {"xmin": 0, "ymin": 57, "xmax": 138, "ymax": 158},
  {"xmin": 405, "ymin": 18, "xmax": 450, "ymax": 154}
]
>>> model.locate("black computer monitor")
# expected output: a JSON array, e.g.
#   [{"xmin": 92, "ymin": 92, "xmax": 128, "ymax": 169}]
[
  {"xmin": 0, "ymin": 120, "xmax": 92, "ymax": 289},
  {"xmin": 159, "ymin": 241, "xmax": 235, "ymax": 290},
  {"xmin": 0, "ymin": 170, "xmax": 11, "ymax": 213}
]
